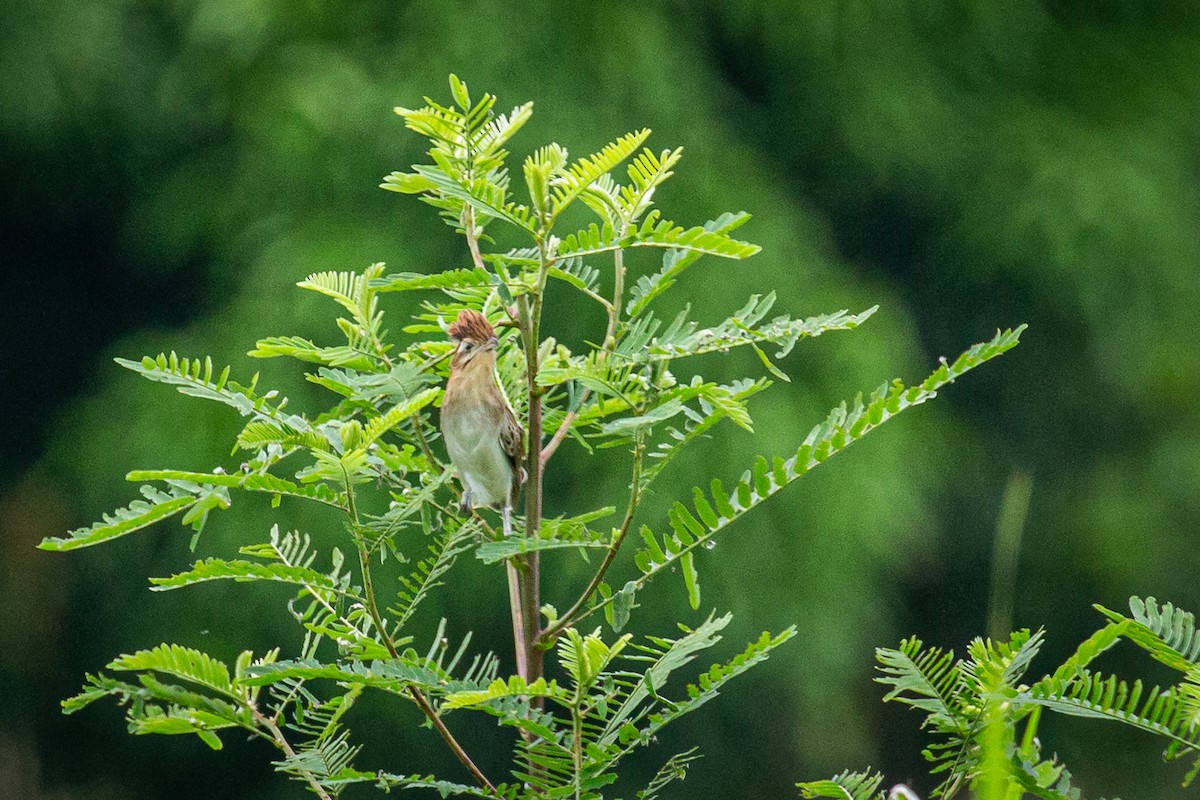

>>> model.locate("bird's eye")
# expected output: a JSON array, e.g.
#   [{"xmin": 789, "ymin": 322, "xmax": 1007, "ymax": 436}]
[{"xmin": 461, "ymin": 341, "xmax": 474, "ymax": 352}]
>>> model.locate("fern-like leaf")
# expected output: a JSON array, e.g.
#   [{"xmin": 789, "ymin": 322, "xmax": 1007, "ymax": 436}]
[
  {"xmin": 635, "ymin": 296, "xmax": 878, "ymax": 364},
  {"xmin": 875, "ymin": 638, "xmax": 965, "ymax": 733},
  {"xmin": 798, "ymin": 770, "xmax": 887, "ymax": 800},
  {"xmin": 549, "ymin": 129, "xmax": 651, "ymax": 218},
  {"xmin": 371, "ymin": 267, "xmax": 492, "ymax": 293},
  {"xmin": 636, "ymin": 749, "xmax": 702, "ymax": 800},
  {"xmin": 247, "ymin": 336, "xmax": 377, "ymax": 370},
  {"xmin": 38, "ymin": 485, "xmax": 196, "ymax": 551},
  {"xmin": 362, "ymin": 388, "xmax": 441, "ymax": 445},
  {"xmin": 387, "ymin": 525, "xmax": 476, "ymax": 631},
  {"xmin": 611, "ymin": 625, "xmax": 796, "ymax": 750},
  {"xmin": 1097, "ymin": 596, "xmax": 1200, "ymax": 672},
  {"xmin": 442, "ymin": 675, "xmax": 573, "ymax": 710},
  {"xmin": 243, "ymin": 658, "xmax": 445, "ymax": 696},
  {"xmin": 559, "ymin": 209, "xmax": 760, "ymax": 261},
  {"xmin": 626, "ymin": 211, "xmax": 751, "ymax": 316},
  {"xmin": 602, "ymin": 325, "xmax": 1024, "ymax": 616},
  {"xmin": 127, "ymin": 469, "xmax": 347, "ymax": 510},
  {"xmin": 1026, "ymin": 670, "xmax": 1200, "ymax": 752},
  {"xmin": 115, "ymin": 352, "xmax": 285, "ymax": 420},
  {"xmin": 373, "ymin": 772, "xmax": 514, "ymax": 799},
  {"xmin": 148, "ymin": 558, "xmax": 361, "ymax": 599},
  {"xmin": 109, "ymin": 643, "xmax": 238, "ymax": 699}
]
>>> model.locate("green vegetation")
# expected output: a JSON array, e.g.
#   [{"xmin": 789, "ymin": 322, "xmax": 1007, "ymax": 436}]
[
  {"xmin": 42, "ymin": 77, "xmax": 1020, "ymax": 797},
  {"xmin": 803, "ymin": 597, "xmax": 1200, "ymax": 800},
  {"xmin": 6, "ymin": 5, "xmax": 1198, "ymax": 799}
]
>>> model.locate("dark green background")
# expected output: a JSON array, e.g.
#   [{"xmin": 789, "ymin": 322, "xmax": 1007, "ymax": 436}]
[{"xmin": 3, "ymin": 2, "xmax": 1198, "ymax": 797}]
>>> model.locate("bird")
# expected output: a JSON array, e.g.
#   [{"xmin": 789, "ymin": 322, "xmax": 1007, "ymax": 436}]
[{"xmin": 440, "ymin": 309, "xmax": 525, "ymax": 536}]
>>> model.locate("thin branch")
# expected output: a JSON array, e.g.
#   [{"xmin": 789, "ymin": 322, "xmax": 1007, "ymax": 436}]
[
  {"xmin": 406, "ymin": 684, "xmax": 498, "ymax": 795},
  {"xmin": 464, "ymin": 206, "xmax": 488, "ymax": 273},
  {"xmin": 507, "ymin": 563, "xmax": 529, "ymax": 679},
  {"xmin": 539, "ymin": 433, "xmax": 644, "ymax": 646},
  {"xmin": 253, "ymin": 709, "xmax": 336, "ymax": 800},
  {"xmin": 347, "ymin": 485, "xmax": 497, "ymax": 794},
  {"xmin": 540, "ymin": 228, "xmax": 628, "ymax": 469},
  {"xmin": 516, "ymin": 288, "xmax": 545, "ymax": 686},
  {"xmin": 539, "ymin": 408, "xmax": 579, "ymax": 466}
]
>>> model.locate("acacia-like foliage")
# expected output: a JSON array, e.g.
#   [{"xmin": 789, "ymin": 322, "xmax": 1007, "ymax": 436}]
[
  {"xmin": 43, "ymin": 75, "xmax": 1022, "ymax": 799},
  {"xmin": 803, "ymin": 596, "xmax": 1200, "ymax": 799}
]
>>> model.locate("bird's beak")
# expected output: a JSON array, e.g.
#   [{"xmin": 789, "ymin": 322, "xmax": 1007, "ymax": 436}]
[{"xmin": 486, "ymin": 336, "xmax": 499, "ymax": 350}]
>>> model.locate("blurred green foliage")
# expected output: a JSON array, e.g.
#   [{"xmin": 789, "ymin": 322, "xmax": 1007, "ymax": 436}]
[{"xmin": 1, "ymin": 1, "xmax": 1197, "ymax": 798}]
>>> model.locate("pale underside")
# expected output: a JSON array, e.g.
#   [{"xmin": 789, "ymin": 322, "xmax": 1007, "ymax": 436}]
[{"xmin": 442, "ymin": 401, "xmax": 516, "ymax": 509}]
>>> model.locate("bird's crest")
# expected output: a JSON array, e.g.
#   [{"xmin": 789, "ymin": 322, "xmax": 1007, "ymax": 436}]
[{"xmin": 448, "ymin": 309, "xmax": 496, "ymax": 342}]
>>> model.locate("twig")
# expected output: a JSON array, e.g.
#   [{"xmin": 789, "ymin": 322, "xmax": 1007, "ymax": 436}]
[
  {"xmin": 540, "ymin": 235, "xmax": 628, "ymax": 469},
  {"xmin": 464, "ymin": 206, "xmax": 488, "ymax": 273},
  {"xmin": 540, "ymin": 406, "xmax": 581, "ymax": 467},
  {"xmin": 253, "ymin": 709, "xmax": 336, "ymax": 800},
  {"xmin": 406, "ymin": 684, "xmax": 498, "ymax": 795},
  {"xmin": 539, "ymin": 434, "xmax": 644, "ymax": 646},
  {"xmin": 515, "ymin": 290, "xmax": 545, "ymax": 687},
  {"xmin": 348, "ymin": 486, "xmax": 497, "ymax": 794}
]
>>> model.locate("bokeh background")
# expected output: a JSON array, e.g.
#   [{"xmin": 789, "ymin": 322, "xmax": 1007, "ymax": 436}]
[{"xmin": 3, "ymin": 1, "xmax": 1199, "ymax": 798}]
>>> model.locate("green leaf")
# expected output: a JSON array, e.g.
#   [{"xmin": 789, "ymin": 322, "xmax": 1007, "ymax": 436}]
[
  {"xmin": 559, "ymin": 209, "xmax": 761, "ymax": 262},
  {"xmin": 130, "ymin": 708, "xmax": 236, "ymax": 750},
  {"xmin": 148, "ymin": 558, "xmax": 357, "ymax": 596},
  {"xmin": 442, "ymin": 675, "xmax": 572, "ymax": 709},
  {"xmin": 38, "ymin": 486, "xmax": 196, "ymax": 551},
  {"xmin": 361, "ymin": 388, "xmax": 441, "ymax": 445},
  {"xmin": 613, "ymin": 326, "xmax": 1025, "ymax": 612},
  {"xmin": 1025, "ymin": 670, "xmax": 1200, "ymax": 753},
  {"xmin": 247, "ymin": 336, "xmax": 376, "ymax": 370},
  {"xmin": 476, "ymin": 536, "xmax": 611, "ymax": 564},
  {"xmin": 875, "ymin": 637, "xmax": 965, "ymax": 733},
  {"xmin": 798, "ymin": 770, "xmax": 886, "ymax": 800},
  {"xmin": 373, "ymin": 772, "xmax": 507, "ymax": 799},
  {"xmin": 371, "ymin": 267, "xmax": 491, "ymax": 293},
  {"xmin": 626, "ymin": 211, "xmax": 752, "ymax": 316},
  {"xmin": 448, "ymin": 73, "xmax": 471, "ymax": 109},
  {"xmin": 636, "ymin": 296, "xmax": 877, "ymax": 364},
  {"xmin": 405, "ymin": 164, "xmax": 537, "ymax": 234},
  {"xmin": 611, "ymin": 581, "xmax": 637, "ymax": 633},
  {"xmin": 550, "ymin": 129, "xmax": 652, "ymax": 218},
  {"xmin": 115, "ymin": 353, "xmax": 284, "ymax": 419},
  {"xmin": 608, "ymin": 623, "xmax": 796, "ymax": 751},
  {"xmin": 129, "ymin": 470, "xmax": 347, "ymax": 510},
  {"xmin": 242, "ymin": 658, "xmax": 442, "ymax": 694},
  {"xmin": 558, "ymin": 628, "xmax": 632, "ymax": 694},
  {"xmin": 109, "ymin": 644, "xmax": 237, "ymax": 699},
  {"xmin": 598, "ymin": 613, "xmax": 732, "ymax": 744},
  {"xmin": 636, "ymin": 749, "xmax": 702, "ymax": 800},
  {"xmin": 680, "ymin": 552, "xmax": 700, "ymax": 610},
  {"xmin": 1096, "ymin": 596, "xmax": 1200, "ymax": 672},
  {"xmin": 388, "ymin": 525, "xmax": 476, "ymax": 630}
]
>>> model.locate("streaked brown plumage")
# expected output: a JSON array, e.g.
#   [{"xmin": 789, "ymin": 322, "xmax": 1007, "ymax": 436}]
[{"xmin": 441, "ymin": 310, "xmax": 524, "ymax": 531}]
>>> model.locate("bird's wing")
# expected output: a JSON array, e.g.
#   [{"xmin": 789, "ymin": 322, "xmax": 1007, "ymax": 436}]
[{"xmin": 499, "ymin": 405, "xmax": 526, "ymax": 502}]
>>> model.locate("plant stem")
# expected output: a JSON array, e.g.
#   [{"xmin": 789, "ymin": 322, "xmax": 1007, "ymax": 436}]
[
  {"xmin": 348, "ymin": 486, "xmax": 496, "ymax": 793},
  {"xmin": 540, "ymin": 237, "xmax": 627, "ymax": 469},
  {"xmin": 463, "ymin": 212, "xmax": 543, "ymax": 688},
  {"xmin": 506, "ymin": 562, "xmax": 529, "ymax": 679},
  {"xmin": 539, "ymin": 408, "xmax": 578, "ymax": 467},
  {"xmin": 1019, "ymin": 705, "xmax": 1042, "ymax": 755},
  {"xmin": 516, "ymin": 286, "xmax": 545, "ymax": 690},
  {"xmin": 539, "ymin": 229, "xmax": 641, "ymax": 645},
  {"xmin": 539, "ymin": 434, "xmax": 644, "ymax": 646},
  {"xmin": 987, "ymin": 471, "xmax": 1033, "ymax": 641},
  {"xmin": 406, "ymin": 683, "xmax": 497, "ymax": 795},
  {"xmin": 464, "ymin": 206, "xmax": 487, "ymax": 273},
  {"xmin": 253, "ymin": 709, "xmax": 336, "ymax": 800}
]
